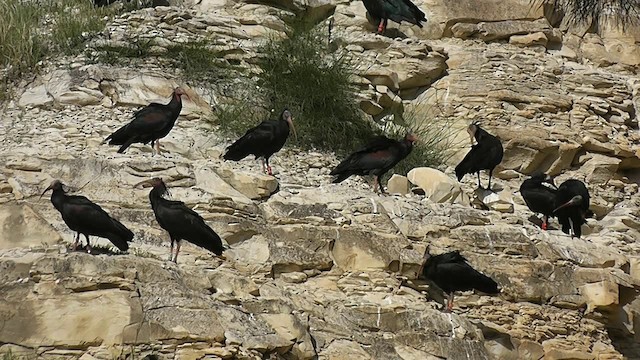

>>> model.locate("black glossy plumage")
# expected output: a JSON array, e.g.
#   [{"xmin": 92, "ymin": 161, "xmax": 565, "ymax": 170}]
[
  {"xmin": 141, "ymin": 178, "xmax": 224, "ymax": 263},
  {"xmin": 104, "ymin": 88, "xmax": 187, "ymax": 154},
  {"xmin": 520, "ymin": 173, "xmax": 558, "ymax": 230},
  {"xmin": 455, "ymin": 123, "xmax": 504, "ymax": 190},
  {"xmin": 362, "ymin": 0, "xmax": 426, "ymax": 33},
  {"xmin": 223, "ymin": 109, "xmax": 295, "ymax": 175},
  {"xmin": 554, "ymin": 179, "xmax": 590, "ymax": 238},
  {"xmin": 421, "ymin": 250, "xmax": 499, "ymax": 311},
  {"xmin": 42, "ymin": 180, "xmax": 133, "ymax": 252},
  {"xmin": 330, "ymin": 133, "xmax": 417, "ymax": 193}
]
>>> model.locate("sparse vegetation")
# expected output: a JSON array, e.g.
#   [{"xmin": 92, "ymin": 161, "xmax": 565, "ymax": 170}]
[
  {"xmin": 0, "ymin": 0, "xmax": 140, "ymax": 99},
  {"xmin": 534, "ymin": 0, "xmax": 640, "ymax": 28},
  {"xmin": 93, "ymin": 40, "xmax": 154, "ymax": 65},
  {"xmin": 217, "ymin": 18, "xmax": 380, "ymax": 153}
]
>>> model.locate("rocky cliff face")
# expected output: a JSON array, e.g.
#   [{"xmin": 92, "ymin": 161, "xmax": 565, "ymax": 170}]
[{"xmin": 1, "ymin": 0, "xmax": 639, "ymax": 359}]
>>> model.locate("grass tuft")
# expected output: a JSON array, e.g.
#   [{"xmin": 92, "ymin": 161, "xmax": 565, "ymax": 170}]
[{"xmin": 0, "ymin": 0, "xmax": 141, "ymax": 100}]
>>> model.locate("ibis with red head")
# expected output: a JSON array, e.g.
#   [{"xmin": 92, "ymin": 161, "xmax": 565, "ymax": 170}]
[
  {"xmin": 330, "ymin": 133, "xmax": 417, "ymax": 193},
  {"xmin": 104, "ymin": 87, "xmax": 189, "ymax": 155}
]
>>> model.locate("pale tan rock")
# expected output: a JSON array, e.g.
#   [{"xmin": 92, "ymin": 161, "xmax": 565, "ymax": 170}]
[
  {"xmin": 509, "ymin": 32, "xmax": 548, "ymax": 47},
  {"xmin": 388, "ymin": 55, "xmax": 447, "ymax": 90},
  {"xmin": 387, "ymin": 174, "xmax": 410, "ymax": 195},
  {"xmin": 407, "ymin": 167, "xmax": 467, "ymax": 204},
  {"xmin": 0, "ymin": 289, "xmax": 135, "ymax": 347},
  {"xmin": 475, "ymin": 188, "xmax": 514, "ymax": 213},
  {"xmin": 331, "ymin": 228, "xmax": 409, "ymax": 271},
  {"xmin": 581, "ymin": 154, "xmax": 621, "ymax": 185},
  {"xmin": 321, "ymin": 340, "xmax": 372, "ymax": 359},
  {"xmin": 215, "ymin": 167, "xmax": 279, "ymax": 199},
  {"xmin": 18, "ymin": 84, "xmax": 53, "ymax": 108},
  {"xmin": 580, "ymin": 281, "xmax": 619, "ymax": 312},
  {"xmin": 0, "ymin": 204, "xmax": 62, "ymax": 249}
]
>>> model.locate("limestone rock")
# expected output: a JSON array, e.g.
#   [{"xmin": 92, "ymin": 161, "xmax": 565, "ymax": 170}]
[
  {"xmin": 387, "ymin": 174, "xmax": 410, "ymax": 195},
  {"xmin": 509, "ymin": 32, "xmax": 548, "ymax": 47},
  {"xmin": 580, "ymin": 281, "xmax": 619, "ymax": 312},
  {"xmin": 407, "ymin": 167, "xmax": 468, "ymax": 205},
  {"xmin": 0, "ymin": 204, "xmax": 62, "ymax": 249},
  {"xmin": 215, "ymin": 167, "xmax": 279, "ymax": 199}
]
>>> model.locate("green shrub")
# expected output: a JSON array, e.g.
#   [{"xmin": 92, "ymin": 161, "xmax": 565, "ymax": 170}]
[
  {"xmin": 253, "ymin": 18, "xmax": 379, "ymax": 153},
  {"xmin": 0, "ymin": 0, "xmax": 139, "ymax": 99}
]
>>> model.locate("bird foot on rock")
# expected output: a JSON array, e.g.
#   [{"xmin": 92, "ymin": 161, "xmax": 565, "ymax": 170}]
[
  {"xmin": 541, "ymin": 222, "xmax": 548, "ymax": 230},
  {"xmin": 267, "ymin": 166, "xmax": 273, "ymax": 176}
]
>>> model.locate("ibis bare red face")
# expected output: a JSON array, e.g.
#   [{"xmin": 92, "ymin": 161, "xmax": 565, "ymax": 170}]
[{"xmin": 174, "ymin": 87, "xmax": 190, "ymax": 101}]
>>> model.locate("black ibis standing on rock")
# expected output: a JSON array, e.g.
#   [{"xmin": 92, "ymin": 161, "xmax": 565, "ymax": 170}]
[
  {"xmin": 330, "ymin": 133, "xmax": 417, "ymax": 193},
  {"xmin": 362, "ymin": 0, "xmax": 426, "ymax": 34},
  {"xmin": 41, "ymin": 180, "xmax": 133, "ymax": 253},
  {"xmin": 104, "ymin": 87, "xmax": 189, "ymax": 155},
  {"xmin": 554, "ymin": 179, "xmax": 591, "ymax": 238},
  {"xmin": 520, "ymin": 173, "xmax": 558, "ymax": 230},
  {"xmin": 135, "ymin": 178, "xmax": 224, "ymax": 263},
  {"xmin": 223, "ymin": 109, "xmax": 297, "ymax": 176},
  {"xmin": 419, "ymin": 247, "xmax": 500, "ymax": 312},
  {"xmin": 455, "ymin": 122, "xmax": 503, "ymax": 191}
]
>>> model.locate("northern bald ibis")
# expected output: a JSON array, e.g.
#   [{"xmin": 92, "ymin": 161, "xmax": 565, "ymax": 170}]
[
  {"xmin": 554, "ymin": 179, "xmax": 591, "ymax": 238},
  {"xmin": 520, "ymin": 173, "xmax": 558, "ymax": 230},
  {"xmin": 362, "ymin": 0, "xmax": 426, "ymax": 34},
  {"xmin": 135, "ymin": 178, "xmax": 224, "ymax": 263},
  {"xmin": 419, "ymin": 247, "xmax": 499, "ymax": 312},
  {"xmin": 330, "ymin": 133, "xmax": 417, "ymax": 193},
  {"xmin": 455, "ymin": 122, "xmax": 503, "ymax": 190},
  {"xmin": 104, "ymin": 87, "xmax": 188, "ymax": 155},
  {"xmin": 41, "ymin": 180, "xmax": 133, "ymax": 253},
  {"xmin": 223, "ymin": 109, "xmax": 297, "ymax": 176}
]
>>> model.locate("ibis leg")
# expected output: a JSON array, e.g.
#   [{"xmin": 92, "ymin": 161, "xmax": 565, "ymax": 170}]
[
  {"xmin": 377, "ymin": 176, "xmax": 386, "ymax": 194},
  {"xmin": 542, "ymin": 215, "xmax": 548, "ymax": 230},
  {"xmin": 168, "ymin": 237, "xmax": 174, "ymax": 261},
  {"xmin": 377, "ymin": 19, "xmax": 385, "ymax": 34},
  {"xmin": 476, "ymin": 172, "xmax": 483, "ymax": 189},
  {"xmin": 173, "ymin": 240, "xmax": 181, "ymax": 263},
  {"xmin": 266, "ymin": 158, "xmax": 273, "ymax": 176},
  {"xmin": 156, "ymin": 140, "xmax": 161, "ymax": 156},
  {"xmin": 445, "ymin": 293, "xmax": 454, "ymax": 312},
  {"xmin": 84, "ymin": 234, "xmax": 92, "ymax": 254},
  {"xmin": 73, "ymin": 232, "xmax": 80, "ymax": 250},
  {"xmin": 568, "ymin": 218, "xmax": 575, "ymax": 238}
]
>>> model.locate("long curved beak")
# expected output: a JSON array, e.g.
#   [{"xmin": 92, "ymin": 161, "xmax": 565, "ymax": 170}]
[
  {"xmin": 287, "ymin": 117, "xmax": 298, "ymax": 142},
  {"xmin": 133, "ymin": 179, "xmax": 153, "ymax": 188},
  {"xmin": 553, "ymin": 195, "xmax": 582, "ymax": 213},
  {"xmin": 40, "ymin": 185, "xmax": 53, "ymax": 199}
]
